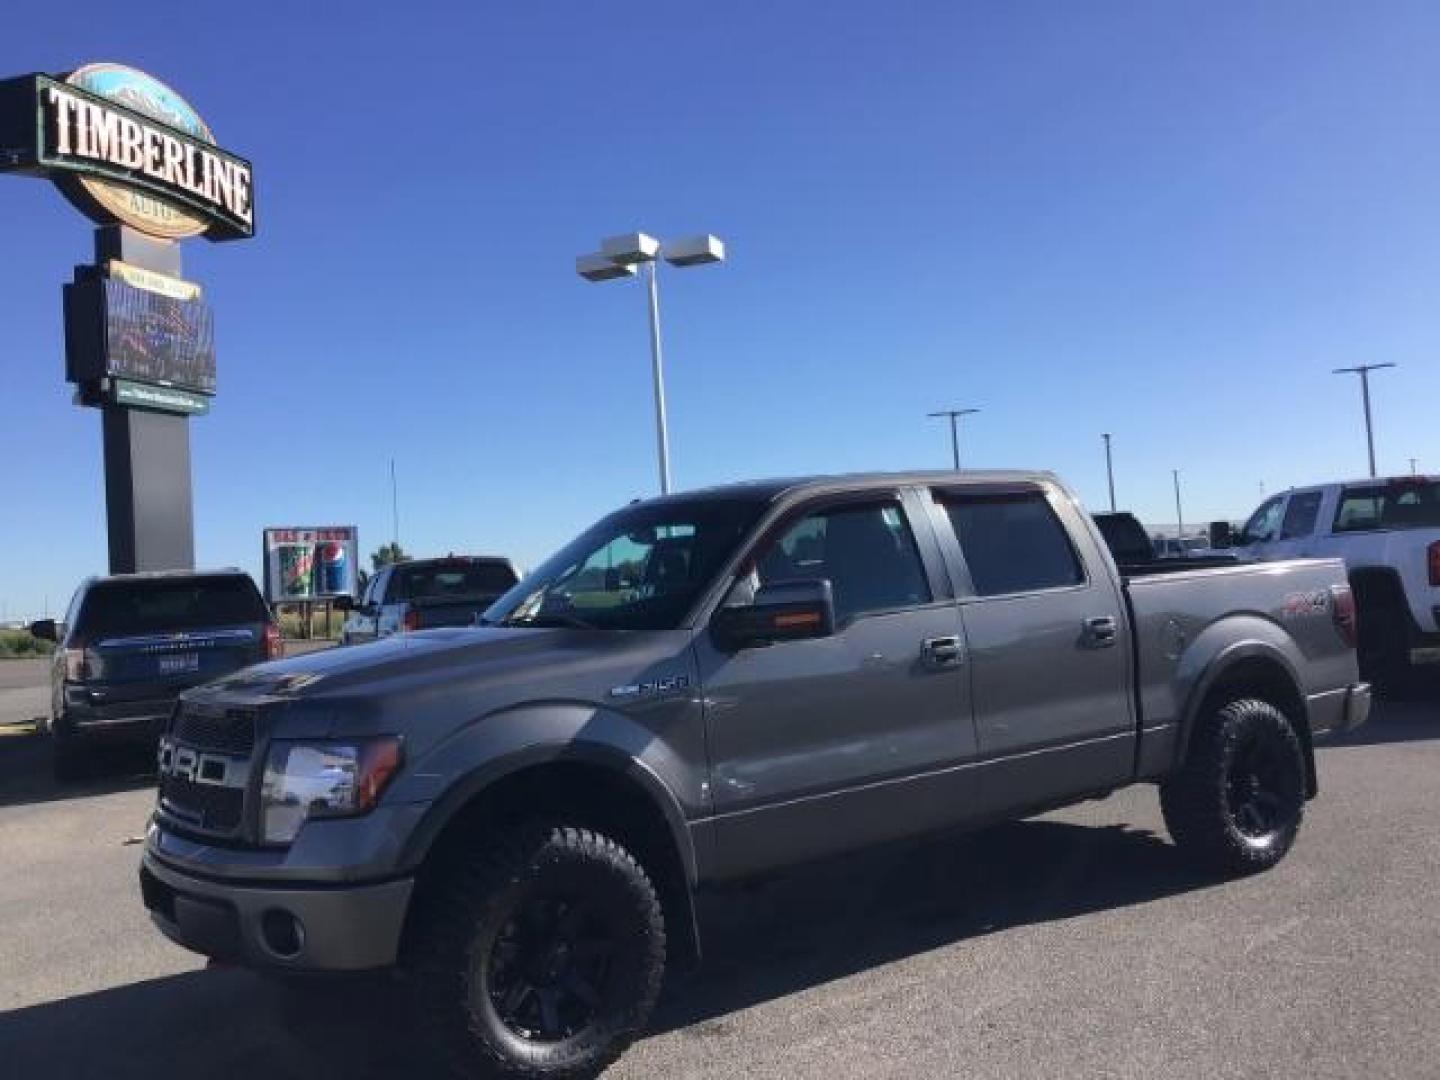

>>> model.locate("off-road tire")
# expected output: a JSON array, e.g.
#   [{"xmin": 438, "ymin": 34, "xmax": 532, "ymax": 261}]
[
  {"xmin": 1160, "ymin": 698, "xmax": 1306, "ymax": 876},
  {"xmin": 406, "ymin": 824, "xmax": 666, "ymax": 1079}
]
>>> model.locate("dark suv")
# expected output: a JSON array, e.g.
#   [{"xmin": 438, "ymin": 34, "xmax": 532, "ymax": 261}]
[{"xmin": 31, "ymin": 569, "xmax": 280, "ymax": 779}]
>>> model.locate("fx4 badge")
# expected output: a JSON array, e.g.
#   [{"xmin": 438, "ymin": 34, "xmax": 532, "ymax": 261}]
[
  {"xmin": 609, "ymin": 674, "xmax": 691, "ymax": 700},
  {"xmin": 1281, "ymin": 590, "xmax": 1330, "ymax": 618}
]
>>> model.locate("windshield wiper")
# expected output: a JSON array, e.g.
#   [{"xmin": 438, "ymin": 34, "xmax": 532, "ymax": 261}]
[{"xmin": 501, "ymin": 612, "xmax": 599, "ymax": 631}]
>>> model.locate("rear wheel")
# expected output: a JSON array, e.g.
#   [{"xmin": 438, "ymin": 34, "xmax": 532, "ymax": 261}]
[
  {"xmin": 406, "ymin": 823, "xmax": 666, "ymax": 1079},
  {"xmin": 1160, "ymin": 698, "xmax": 1306, "ymax": 875},
  {"xmin": 1356, "ymin": 587, "xmax": 1418, "ymax": 698}
]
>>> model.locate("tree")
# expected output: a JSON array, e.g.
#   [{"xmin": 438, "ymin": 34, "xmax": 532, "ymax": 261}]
[{"xmin": 370, "ymin": 542, "xmax": 411, "ymax": 571}]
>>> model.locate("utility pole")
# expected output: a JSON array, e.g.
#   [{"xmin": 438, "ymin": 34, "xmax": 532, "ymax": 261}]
[
  {"xmin": 1172, "ymin": 469, "xmax": 1184, "ymax": 538},
  {"xmin": 927, "ymin": 408, "xmax": 980, "ymax": 470},
  {"xmin": 1102, "ymin": 433, "xmax": 1116, "ymax": 511},
  {"xmin": 1332, "ymin": 363, "xmax": 1396, "ymax": 478},
  {"xmin": 1410, "ymin": 457, "xmax": 1419, "ymax": 476}
]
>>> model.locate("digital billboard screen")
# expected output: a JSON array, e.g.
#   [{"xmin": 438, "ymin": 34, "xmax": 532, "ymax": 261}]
[{"xmin": 102, "ymin": 277, "xmax": 215, "ymax": 394}]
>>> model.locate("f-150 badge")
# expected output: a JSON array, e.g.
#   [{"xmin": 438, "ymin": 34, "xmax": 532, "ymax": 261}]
[{"xmin": 609, "ymin": 675, "xmax": 690, "ymax": 700}]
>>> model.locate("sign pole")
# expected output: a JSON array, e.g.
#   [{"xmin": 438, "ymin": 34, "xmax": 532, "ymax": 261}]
[{"xmin": 94, "ymin": 225, "xmax": 195, "ymax": 573}]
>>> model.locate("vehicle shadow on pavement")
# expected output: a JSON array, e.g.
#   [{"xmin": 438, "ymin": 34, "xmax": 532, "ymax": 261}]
[
  {"xmin": 1323, "ymin": 692, "xmax": 1439, "ymax": 748},
  {"xmin": 0, "ymin": 968, "xmax": 440, "ymax": 1080},
  {"xmin": 0, "ymin": 731, "xmax": 156, "ymax": 810},
  {"xmin": 653, "ymin": 817, "xmax": 1213, "ymax": 1036},
  {"xmin": 0, "ymin": 820, "xmax": 1213, "ymax": 1079}
]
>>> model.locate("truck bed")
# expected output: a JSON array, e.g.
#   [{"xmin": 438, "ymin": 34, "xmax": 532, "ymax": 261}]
[{"xmin": 1121, "ymin": 557, "xmax": 1358, "ymax": 772}]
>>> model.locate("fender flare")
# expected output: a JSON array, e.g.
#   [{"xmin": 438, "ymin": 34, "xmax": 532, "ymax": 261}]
[
  {"xmin": 398, "ymin": 738, "xmax": 700, "ymax": 886},
  {"xmin": 1176, "ymin": 639, "xmax": 1316, "ymax": 792}
]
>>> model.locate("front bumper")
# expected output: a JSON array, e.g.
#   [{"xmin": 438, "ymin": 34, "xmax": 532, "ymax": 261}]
[{"xmin": 140, "ymin": 849, "xmax": 413, "ymax": 972}]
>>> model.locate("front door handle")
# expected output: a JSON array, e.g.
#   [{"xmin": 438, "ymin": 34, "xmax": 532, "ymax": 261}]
[
  {"xmin": 921, "ymin": 635, "xmax": 963, "ymax": 668},
  {"xmin": 1082, "ymin": 615, "xmax": 1119, "ymax": 648}
]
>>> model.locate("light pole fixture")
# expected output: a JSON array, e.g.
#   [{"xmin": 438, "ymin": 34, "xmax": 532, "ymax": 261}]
[
  {"xmin": 576, "ymin": 232, "xmax": 726, "ymax": 495},
  {"xmin": 1172, "ymin": 469, "xmax": 1184, "ymax": 538},
  {"xmin": 1102, "ymin": 433, "xmax": 1116, "ymax": 511},
  {"xmin": 1332, "ymin": 363, "xmax": 1396, "ymax": 478},
  {"xmin": 927, "ymin": 408, "xmax": 980, "ymax": 470}
]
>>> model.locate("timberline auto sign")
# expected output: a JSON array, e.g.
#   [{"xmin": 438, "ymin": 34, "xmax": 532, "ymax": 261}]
[{"xmin": 0, "ymin": 63, "xmax": 253, "ymax": 241}]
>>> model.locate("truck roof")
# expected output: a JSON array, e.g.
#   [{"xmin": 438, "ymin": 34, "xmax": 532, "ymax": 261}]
[
  {"xmin": 1288, "ymin": 474, "xmax": 1439, "ymax": 492},
  {"xmin": 639, "ymin": 469, "xmax": 1061, "ymax": 507}
]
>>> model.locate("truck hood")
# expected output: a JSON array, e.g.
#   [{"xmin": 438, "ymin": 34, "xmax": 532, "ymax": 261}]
[{"xmin": 200, "ymin": 627, "xmax": 592, "ymax": 699}]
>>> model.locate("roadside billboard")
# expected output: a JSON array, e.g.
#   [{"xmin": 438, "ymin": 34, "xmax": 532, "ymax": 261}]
[{"xmin": 261, "ymin": 527, "xmax": 358, "ymax": 603}]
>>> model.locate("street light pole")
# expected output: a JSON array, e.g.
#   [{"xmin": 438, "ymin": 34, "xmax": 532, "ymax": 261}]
[
  {"xmin": 927, "ymin": 408, "xmax": 980, "ymax": 470},
  {"xmin": 1102, "ymin": 433, "xmax": 1116, "ymax": 511},
  {"xmin": 642, "ymin": 261, "xmax": 671, "ymax": 494},
  {"xmin": 1172, "ymin": 469, "xmax": 1184, "ymax": 538},
  {"xmin": 577, "ymin": 233, "xmax": 725, "ymax": 496},
  {"xmin": 1333, "ymin": 363, "xmax": 1396, "ymax": 478}
]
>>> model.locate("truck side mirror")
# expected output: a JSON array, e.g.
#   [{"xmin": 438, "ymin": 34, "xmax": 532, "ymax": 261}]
[
  {"xmin": 28, "ymin": 619, "xmax": 58, "ymax": 642},
  {"xmin": 712, "ymin": 579, "xmax": 837, "ymax": 651}
]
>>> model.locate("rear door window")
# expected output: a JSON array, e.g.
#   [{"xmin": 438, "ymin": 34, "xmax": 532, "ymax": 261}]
[
  {"xmin": 1333, "ymin": 481, "xmax": 1440, "ymax": 532},
  {"xmin": 75, "ymin": 576, "xmax": 268, "ymax": 638},
  {"xmin": 939, "ymin": 491, "xmax": 1084, "ymax": 597},
  {"xmin": 1280, "ymin": 491, "xmax": 1324, "ymax": 539}
]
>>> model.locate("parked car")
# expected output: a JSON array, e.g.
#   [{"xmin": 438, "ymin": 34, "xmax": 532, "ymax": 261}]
[
  {"xmin": 142, "ymin": 471, "xmax": 1366, "ymax": 1079},
  {"xmin": 30, "ymin": 569, "xmax": 280, "ymax": 779},
  {"xmin": 1235, "ymin": 475, "xmax": 1440, "ymax": 692},
  {"xmin": 336, "ymin": 556, "xmax": 518, "ymax": 645}
]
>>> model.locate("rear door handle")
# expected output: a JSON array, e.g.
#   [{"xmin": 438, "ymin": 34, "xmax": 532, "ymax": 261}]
[
  {"xmin": 921, "ymin": 635, "xmax": 964, "ymax": 667},
  {"xmin": 1082, "ymin": 616, "xmax": 1119, "ymax": 648}
]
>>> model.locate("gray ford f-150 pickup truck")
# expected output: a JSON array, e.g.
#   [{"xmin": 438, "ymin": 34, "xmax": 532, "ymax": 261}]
[{"xmin": 141, "ymin": 471, "xmax": 1369, "ymax": 1079}]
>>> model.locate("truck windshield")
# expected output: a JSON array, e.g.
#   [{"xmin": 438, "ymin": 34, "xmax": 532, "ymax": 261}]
[
  {"xmin": 484, "ymin": 497, "xmax": 769, "ymax": 632},
  {"xmin": 1333, "ymin": 480, "xmax": 1440, "ymax": 532}
]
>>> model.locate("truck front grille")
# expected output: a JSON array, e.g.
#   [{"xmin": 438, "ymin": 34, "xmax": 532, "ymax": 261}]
[
  {"xmin": 172, "ymin": 706, "xmax": 256, "ymax": 756},
  {"xmin": 158, "ymin": 774, "xmax": 245, "ymax": 833}
]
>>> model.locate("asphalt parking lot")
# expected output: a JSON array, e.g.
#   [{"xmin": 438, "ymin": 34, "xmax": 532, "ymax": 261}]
[{"xmin": 0, "ymin": 657, "xmax": 1436, "ymax": 1080}]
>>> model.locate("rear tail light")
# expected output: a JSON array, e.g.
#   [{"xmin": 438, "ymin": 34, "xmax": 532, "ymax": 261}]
[
  {"xmin": 61, "ymin": 645, "xmax": 101, "ymax": 681},
  {"xmin": 1330, "ymin": 584, "xmax": 1358, "ymax": 649},
  {"xmin": 263, "ymin": 623, "xmax": 284, "ymax": 660},
  {"xmin": 1428, "ymin": 541, "xmax": 1440, "ymax": 588},
  {"xmin": 62, "ymin": 648, "xmax": 89, "ymax": 681},
  {"xmin": 402, "ymin": 609, "xmax": 420, "ymax": 633}
]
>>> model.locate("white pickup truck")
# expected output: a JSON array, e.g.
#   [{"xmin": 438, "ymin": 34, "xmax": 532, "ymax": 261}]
[{"xmin": 1236, "ymin": 475, "xmax": 1440, "ymax": 692}]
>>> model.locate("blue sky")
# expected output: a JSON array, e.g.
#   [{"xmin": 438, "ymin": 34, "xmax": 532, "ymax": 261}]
[{"xmin": 2, "ymin": 2, "xmax": 1438, "ymax": 619}]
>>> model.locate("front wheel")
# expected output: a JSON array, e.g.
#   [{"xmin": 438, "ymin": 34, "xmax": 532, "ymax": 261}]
[
  {"xmin": 1160, "ymin": 698, "xmax": 1306, "ymax": 875},
  {"xmin": 406, "ymin": 824, "xmax": 666, "ymax": 1079}
]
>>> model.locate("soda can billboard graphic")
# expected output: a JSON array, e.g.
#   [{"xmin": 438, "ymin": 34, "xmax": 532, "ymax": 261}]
[
  {"xmin": 278, "ymin": 544, "xmax": 315, "ymax": 597},
  {"xmin": 317, "ymin": 542, "xmax": 349, "ymax": 594},
  {"xmin": 262, "ymin": 527, "xmax": 358, "ymax": 603}
]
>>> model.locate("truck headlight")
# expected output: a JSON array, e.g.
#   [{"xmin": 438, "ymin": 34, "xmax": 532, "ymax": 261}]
[{"xmin": 259, "ymin": 737, "xmax": 403, "ymax": 845}]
